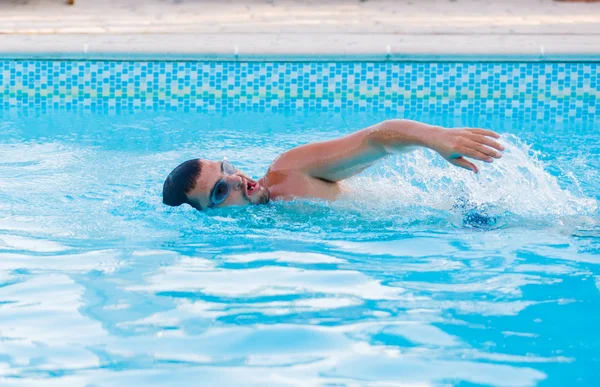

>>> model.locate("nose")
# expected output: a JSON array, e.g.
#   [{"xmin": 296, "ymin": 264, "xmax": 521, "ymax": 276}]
[{"xmin": 225, "ymin": 175, "xmax": 243, "ymax": 191}]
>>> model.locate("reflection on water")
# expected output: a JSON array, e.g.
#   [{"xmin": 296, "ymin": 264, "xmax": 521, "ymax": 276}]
[
  {"xmin": 0, "ymin": 238, "xmax": 590, "ymax": 386},
  {"xmin": 0, "ymin": 110, "xmax": 599, "ymax": 386}
]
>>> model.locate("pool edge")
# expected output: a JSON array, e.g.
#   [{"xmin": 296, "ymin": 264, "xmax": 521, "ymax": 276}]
[{"xmin": 1, "ymin": 33, "xmax": 600, "ymax": 62}]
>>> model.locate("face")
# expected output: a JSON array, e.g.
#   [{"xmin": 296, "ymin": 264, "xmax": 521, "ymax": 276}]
[{"xmin": 186, "ymin": 160, "xmax": 270, "ymax": 209}]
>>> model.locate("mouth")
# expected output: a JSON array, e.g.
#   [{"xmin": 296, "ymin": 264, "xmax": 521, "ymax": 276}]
[{"xmin": 244, "ymin": 178, "xmax": 259, "ymax": 199}]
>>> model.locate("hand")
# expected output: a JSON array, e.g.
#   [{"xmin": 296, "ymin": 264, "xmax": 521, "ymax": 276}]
[{"xmin": 430, "ymin": 128, "xmax": 504, "ymax": 173}]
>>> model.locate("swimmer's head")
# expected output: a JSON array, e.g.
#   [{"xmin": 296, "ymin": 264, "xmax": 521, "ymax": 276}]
[{"xmin": 162, "ymin": 159, "xmax": 270, "ymax": 211}]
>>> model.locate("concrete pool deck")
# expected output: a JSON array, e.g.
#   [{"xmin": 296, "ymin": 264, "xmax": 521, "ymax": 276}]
[{"xmin": 0, "ymin": 0, "xmax": 599, "ymax": 60}]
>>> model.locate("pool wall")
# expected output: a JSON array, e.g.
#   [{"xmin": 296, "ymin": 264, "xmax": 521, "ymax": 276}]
[{"xmin": 0, "ymin": 60, "xmax": 597, "ymax": 123}]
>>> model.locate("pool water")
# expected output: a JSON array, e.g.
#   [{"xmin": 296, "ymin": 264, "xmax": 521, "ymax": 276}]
[{"xmin": 0, "ymin": 109, "xmax": 599, "ymax": 386}]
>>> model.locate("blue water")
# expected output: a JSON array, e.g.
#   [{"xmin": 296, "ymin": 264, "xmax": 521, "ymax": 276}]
[{"xmin": 0, "ymin": 109, "xmax": 599, "ymax": 386}]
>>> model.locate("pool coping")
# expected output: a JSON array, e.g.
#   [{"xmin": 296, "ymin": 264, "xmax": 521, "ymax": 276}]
[{"xmin": 1, "ymin": 34, "xmax": 600, "ymax": 62}]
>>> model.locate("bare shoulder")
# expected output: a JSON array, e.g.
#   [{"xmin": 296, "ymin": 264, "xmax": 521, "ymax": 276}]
[
  {"xmin": 267, "ymin": 145, "xmax": 310, "ymax": 173},
  {"xmin": 263, "ymin": 168, "xmax": 341, "ymax": 201}
]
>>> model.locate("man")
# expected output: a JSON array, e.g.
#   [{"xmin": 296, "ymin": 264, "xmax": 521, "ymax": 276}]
[{"xmin": 162, "ymin": 119, "xmax": 504, "ymax": 211}]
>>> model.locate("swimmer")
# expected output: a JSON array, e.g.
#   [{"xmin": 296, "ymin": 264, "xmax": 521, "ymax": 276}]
[{"xmin": 162, "ymin": 119, "xmax": 504, "ymax": 211}]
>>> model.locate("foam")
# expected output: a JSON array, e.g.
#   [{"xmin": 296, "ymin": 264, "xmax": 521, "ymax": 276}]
[{"xmin": 339, "ymin": 134, "xmax": 598, "ymax": 223}]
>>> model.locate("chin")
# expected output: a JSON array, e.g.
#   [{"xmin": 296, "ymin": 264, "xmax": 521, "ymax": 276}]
[{"xmin": 250, "ymin": 187, "xmax": 271, "ymax": 205}]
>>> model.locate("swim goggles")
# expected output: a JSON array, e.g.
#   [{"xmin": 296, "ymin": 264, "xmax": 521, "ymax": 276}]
[{"xmin": 208, "ymin": 159, "xmax": 236, "ymax": 208}]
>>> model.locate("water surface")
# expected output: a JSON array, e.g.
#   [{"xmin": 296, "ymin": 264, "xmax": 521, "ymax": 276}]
[{"xmin": 0, "ymin": 109, "xmax": 598, "ymax": 386}]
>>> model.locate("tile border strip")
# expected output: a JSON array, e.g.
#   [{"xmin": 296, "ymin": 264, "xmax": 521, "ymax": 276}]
[{"xmin": 0, "ymin": 60, "xmax": 597, "ymax": 124}]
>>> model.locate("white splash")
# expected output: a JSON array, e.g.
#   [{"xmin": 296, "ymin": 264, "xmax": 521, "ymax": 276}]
[{"xmin": 341, "ymin": 134, "xmax": 597, "ymax": 219}]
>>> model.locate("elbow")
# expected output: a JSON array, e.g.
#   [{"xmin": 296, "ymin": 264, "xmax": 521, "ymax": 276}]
[
  {"xmin": 383, "ymin": 119, "xmax": 407, "ymax": 125},
  {"xmin": 382, "ymin": 119, "xmax": 412, "ymax": 129},
  {"xmin": 367, "ymin": 119, "xmax": 426, "ymax": 154},
  {"xmin": 366, "ymin": 121, "xmax": 403, "ymax": 154},
  {"xmin": 365, "ymin": 126, "xmax": 387, "ymax": 154}
]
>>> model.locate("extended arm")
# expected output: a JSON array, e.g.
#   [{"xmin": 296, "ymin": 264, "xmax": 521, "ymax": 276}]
[{"xmin": 270, "ymin": 119, "xmax": 504, "ymax": 182}]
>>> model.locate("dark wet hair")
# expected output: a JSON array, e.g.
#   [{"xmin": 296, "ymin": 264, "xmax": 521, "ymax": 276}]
[{"xmin": 162, "ymin": 159, "xmax": 203, "ymax": 211}]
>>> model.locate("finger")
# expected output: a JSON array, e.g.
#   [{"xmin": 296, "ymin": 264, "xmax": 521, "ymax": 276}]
[
  {"xmin": 460, "ymin": 147, "xmax": 494, "ymax": 163},
  {"xmin": 467, "ymin": 128, "xmax": 500, "ymax": 139},
  {"xmin": 464, "ymin": 139, "xmax": 503, "ymax": 159},
  {"xmin": 469, "ymin": 134, "xmax": 505, "ymax": 152},
  {"xmin": 450, "ymin": 157, "xmax": 478, "ymax": 173}
]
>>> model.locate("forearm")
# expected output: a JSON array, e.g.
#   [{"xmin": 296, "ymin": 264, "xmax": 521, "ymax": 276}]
[
  {"xmin": 368, "ymin": 119, "xmax": 504, "ymax": 174},
  {"xmin": 367, "ymin": 119, "xmax": 443, "ymax": 154}
]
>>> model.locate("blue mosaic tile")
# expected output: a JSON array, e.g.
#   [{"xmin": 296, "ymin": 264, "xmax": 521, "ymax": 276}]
[{"xmin": 0, "ymin": 60, "xmax": 597, "ymax": 123}]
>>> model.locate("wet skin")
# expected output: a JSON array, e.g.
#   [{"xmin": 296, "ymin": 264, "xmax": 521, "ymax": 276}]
[{"xmin": 185, "ymin": 119, "xmax": 505, "ymax": 209}]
